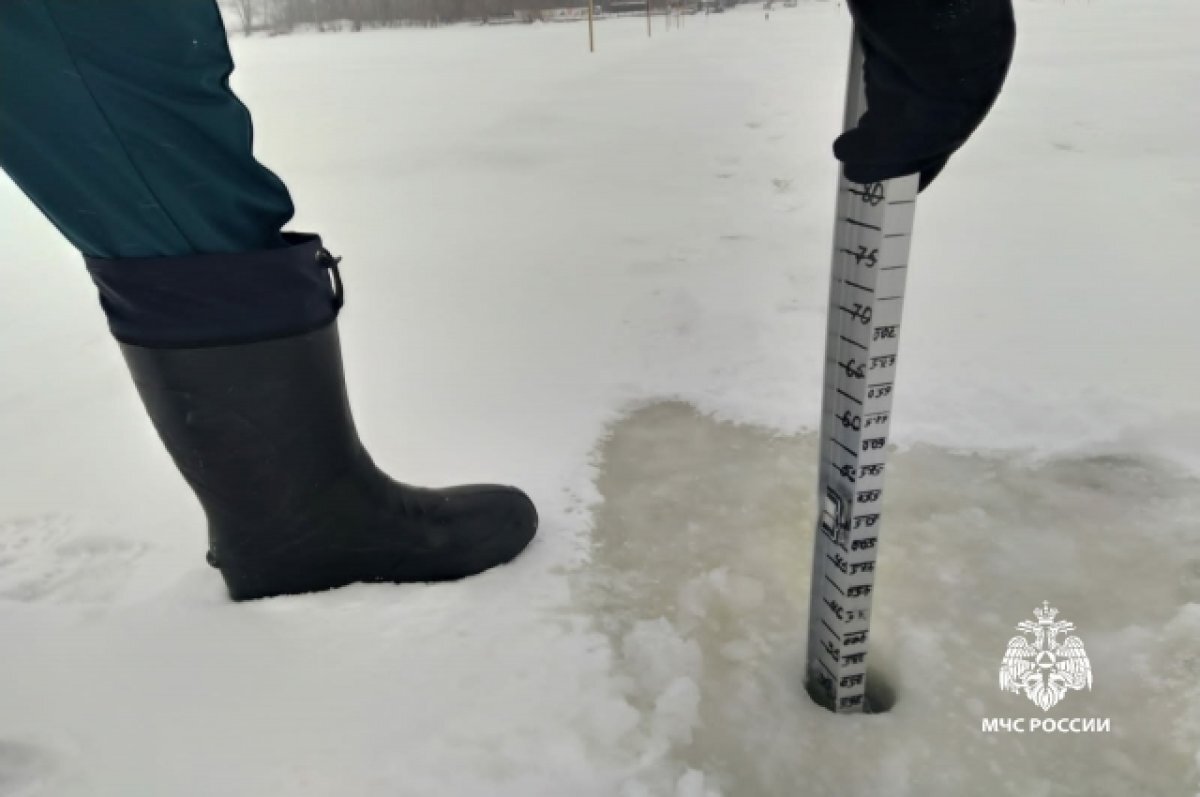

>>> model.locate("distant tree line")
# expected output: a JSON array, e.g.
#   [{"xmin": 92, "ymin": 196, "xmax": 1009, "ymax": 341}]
[{"xmin": 222, "ymin": 0, "xmax": 606, "ymax": 34}]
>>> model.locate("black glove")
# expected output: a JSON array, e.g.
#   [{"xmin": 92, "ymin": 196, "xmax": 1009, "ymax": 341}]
[{"xmin": 835, "ymin": 0, "xmax": 1016, "ymax": 190}]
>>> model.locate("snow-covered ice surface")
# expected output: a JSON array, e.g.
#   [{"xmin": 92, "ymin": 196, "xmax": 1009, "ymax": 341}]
[{"xmin": 1, "ymin": 1, "xmax": 1199, "ymax": 794}]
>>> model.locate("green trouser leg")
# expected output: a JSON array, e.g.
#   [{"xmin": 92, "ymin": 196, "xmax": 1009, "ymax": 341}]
[{"xmin": 0, "ymin": 0, "xmax": 294, "ymax": 259}]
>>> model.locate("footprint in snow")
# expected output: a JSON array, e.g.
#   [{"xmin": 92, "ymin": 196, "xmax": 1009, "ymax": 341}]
[{"xmin": 0, "ymin": 514, "xmax": 145, "ymax": 604}]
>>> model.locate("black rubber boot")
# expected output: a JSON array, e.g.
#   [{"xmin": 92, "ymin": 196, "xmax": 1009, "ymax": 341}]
[{"xmin": 118, "ymin": 321, "xmax": 538, "ymax": 601}]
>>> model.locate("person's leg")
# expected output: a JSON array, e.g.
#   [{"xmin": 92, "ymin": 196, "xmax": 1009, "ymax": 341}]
[
  {"xmin": 0, "ymin": 0, "xmax": 292, "ymax": 259},
  {"xmin": 0, "ymin": 0, "xmax": 536, "ymax": 599},
  {"xmin": 0, "ymin": 0, "xmax": 331, "ymax": 346}
]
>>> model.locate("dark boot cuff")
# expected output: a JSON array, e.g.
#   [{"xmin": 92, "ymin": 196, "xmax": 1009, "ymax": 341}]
[{"xmin": 85, "ymin": 232, "xmax": 342, "ymax": 348}]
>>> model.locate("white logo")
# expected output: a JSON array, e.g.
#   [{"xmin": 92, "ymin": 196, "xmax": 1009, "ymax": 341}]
[{"xmin": 999, "ymin": 602, "xmax": 1092, "ymax": 711}]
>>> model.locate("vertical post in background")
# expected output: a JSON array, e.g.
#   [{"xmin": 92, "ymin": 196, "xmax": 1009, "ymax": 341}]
[
  {"xmin": 804, "ymin": 32, "xmax": 919, "ymax": 714},
  {"xmin": 588, "ymin": 0, "xmax": 595, "ymax": 51},
  {"xmin": 646, "ymin": 0, "xmax": 652, "ymax": 36}
]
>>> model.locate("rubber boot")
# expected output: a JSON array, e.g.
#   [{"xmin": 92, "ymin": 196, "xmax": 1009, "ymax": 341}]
[{"xmin": 118, "ymin": 321, "xmax": 538, "ymax": 600}]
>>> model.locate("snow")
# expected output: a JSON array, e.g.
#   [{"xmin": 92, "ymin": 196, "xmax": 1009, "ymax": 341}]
[{"xmin": 1, "ymin": 1, "xmax": 1199, "ymax": 794}]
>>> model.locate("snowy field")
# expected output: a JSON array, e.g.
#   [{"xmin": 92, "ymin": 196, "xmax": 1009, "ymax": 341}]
[{"xmin": 2, "ymin": 1, "xmax": 1199, "ymax": 795}]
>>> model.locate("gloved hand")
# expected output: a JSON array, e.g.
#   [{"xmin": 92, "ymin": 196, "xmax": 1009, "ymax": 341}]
[{"xmin": 835, "ymin": 0, "xmax": 1016, "ymax": 190}]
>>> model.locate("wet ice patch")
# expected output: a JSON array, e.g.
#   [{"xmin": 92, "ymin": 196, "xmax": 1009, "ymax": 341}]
[{"xmin": 579, "ymin": 401, "xmax": 1200, "ymax": 796}]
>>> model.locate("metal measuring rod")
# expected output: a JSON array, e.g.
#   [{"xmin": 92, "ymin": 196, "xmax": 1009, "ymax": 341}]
[{"xmin": 805, "ymin": 33, "xmax": 920, "ymax": 714}]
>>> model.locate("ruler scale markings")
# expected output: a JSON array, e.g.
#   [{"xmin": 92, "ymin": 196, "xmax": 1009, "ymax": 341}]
[
  {"xmin": 805, "ymin": 32, "xmax": 919, "ymax": 714},
  {"xmin": 820, "ymin": 619, "xmax": 842, "ymax": 642},
  {"xmin": 839, "ymin": 335, "xmax": 867, "ymax": 351},
  {"xmin": 823, "ymin": 573, "xmax": 845, "ymax": 595},
  {"xmin": 835, "ymin": 388, "xmax": 861, "ymax": 406}
]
